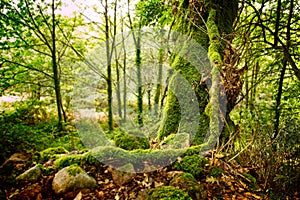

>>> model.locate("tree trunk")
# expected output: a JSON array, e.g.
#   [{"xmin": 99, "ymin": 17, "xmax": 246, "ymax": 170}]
[
  {"xmin": 136, "ymin": 28, "xmax": 143, "ymax": 127},
  {"xmin": 121, "ymin": 18, "xmax": 127, "ymax": 123},
  {"xmin": 51, "ymin": 0, "xmax": 63, "ymax": 130},
  {"xmin": 154, "ymin": 47, "xmax": 163, "ymax": 116},
  {"xmin": 157, "ymin": 0, "xmax": 239, "ymax": 147},
  {"xmin": 115, "ymin": 51, "xmax": 122, "ymax": 119}
]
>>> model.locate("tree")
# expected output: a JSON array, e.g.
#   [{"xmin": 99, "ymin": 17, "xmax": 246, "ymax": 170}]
[
  {"xmin": 137, "ymin": 0, "xmax": 240, "ymax": 149},
  {"xmin": 0, "ymin": 0, "xmax": 83, "ymax": 129}
]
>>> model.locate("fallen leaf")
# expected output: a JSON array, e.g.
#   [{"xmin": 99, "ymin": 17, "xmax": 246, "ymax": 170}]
[{"xmin": 73, "ymin": 191, "xmax": 82, "ymax": 200}]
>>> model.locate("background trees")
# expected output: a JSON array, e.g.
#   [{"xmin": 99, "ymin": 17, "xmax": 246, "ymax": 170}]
[{"xmin": 0, "ymin": 0, "xmax": 85, "ymax": 129}]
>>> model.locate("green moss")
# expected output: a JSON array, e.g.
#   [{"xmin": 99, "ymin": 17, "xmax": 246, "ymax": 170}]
[
  {"xmin": 67, "ymin": 164, "xmax": 85, "ymax": 176},
  {"xmin": 55, "ymin": 154, "xmax": 83, "ymax": 169},
  {"xmin": 54, "ymin": 152, "xmax": 100, "ymax": 169},
  {"xmin": 170, "ymin": 173, "xmax": 207, "ymax": 200},
  {"xmin": 209, "ymin": 166, "xmax": 223, "ymax": 178},
  {"xmin": 146, "ymin": 186, "xmax": 192, "ymax": 200},
  {"xmin": 40, "ymin": 147, "xmax": 68, "ymax": 162},
  {"xmin": 157, "ymin": 89, "xmax": 181, "ymax": 140},
  {"xmin": 174, "ymin": 155, "xmax": 208, "ymax": 179},
  {"xmin": 43, "ymin": 166, "xmax": 57, "ymax": 176},
  {"xmin": 114, "ymin": 130, "xmax": 149, "ymax": 150}
]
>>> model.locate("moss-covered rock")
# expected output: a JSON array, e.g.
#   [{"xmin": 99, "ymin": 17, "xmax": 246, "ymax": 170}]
[
  {"xmin": 146, "ymin": 186, "xmax": 192, "ymax": 200},
  {"xmin": 67, "ymin": 164, "xmax": 85, "ymax": 176},
  {"xmin": 174, "ymin": 155, "xmax": 208, "ymax": 179},
  {"xmin": 52, "ymin": 165, "xmax": 96, "ymax": 195},
  {"xmin": 170, "ymin": 173, "xmax": 207, "ymax": 200},
  {"xmin": 16, "ymin": 165, "xmax": 42, "ymax": 182},
  {"xmin": 91, "ymin": 146, "xmax": 184, "ymax": 172},
  {"xmin": 54, "ymin": 152, "xmax": 100, "ymax": 169},
  {"xmin": 40, "ymin": 147, "xmax": 68, "ymax": 162}
]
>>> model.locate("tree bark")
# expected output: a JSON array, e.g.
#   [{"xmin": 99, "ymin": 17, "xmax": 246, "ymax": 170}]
[
  {"xmin": 51, "ymin": 0, "xmax": 63, "ymax": 130},
  {"xmin": 157, "ymin": 0, "xmax": 239, "ymax": 147}
]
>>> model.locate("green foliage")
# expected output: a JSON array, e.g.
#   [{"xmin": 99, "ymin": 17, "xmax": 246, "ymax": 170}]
[
  {"xmin": 136, "ymin": 0, "xmax": 172, "ymax": 27},
  {"xmin": 174, "ymin": 155, "xmax": 208, "ymax": 179},
  {"xmin": 0, "ymin": 100, "xmax": 85, "ymax": 164},
  {"xmin": 146, "ymin": 186, "xmax": 192, "ymax": 200},
  {"xmin": 114, "ymin": 129, "xmax": 150, "ymax": 150}
]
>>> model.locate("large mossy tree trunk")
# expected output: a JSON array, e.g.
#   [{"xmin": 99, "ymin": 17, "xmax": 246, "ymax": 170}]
[{"xmin": 157, "ymin": 0, "xmax": 239, "ymax": 146}]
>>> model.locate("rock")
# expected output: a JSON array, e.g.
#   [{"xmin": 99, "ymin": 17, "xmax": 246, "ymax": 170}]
[
  {"xmin": 109, "ymin": 163, "xmax": 136, "ymax": 186},
  {"xmin": 1, "ymin": 153, "xmax": 31, "ymax": 167},
  {"xmin": 170, "ymin": 173, "xmax": 207, "ymax": 200},
  {"xmin": 52, "ymin": 165, "xmax": 97, "ymax": 195},
  {"xmin": 16, "ymin": 165, "xmax": 42, "ymax": 182},
  {"xmin": 160, "ymin": 133, "xmax": 190, "ymax": 149}
]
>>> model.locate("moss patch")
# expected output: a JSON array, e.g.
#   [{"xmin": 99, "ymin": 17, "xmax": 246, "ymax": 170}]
[
  {"xmin": 209, "ymin": 166, "xmax": 223, "ymax": 178},
  {"xmin": 114, "ymin": 130, "xmax": 149, "ymax": 150},
  {"xmin": 67, "ymin": 164, "xmax": 85, "ymax": 176},
  {"xmin": 54, "ymin": 152, "xmax": 100, "ymax": 169},
  {"xmin": 146, "ymin": 186, "xmax": 192, "ymax": 200},
  {"xmin": 174, "ymin": 154, "xmax": 208, "ymax": 179},
  {"xmin": 40, "ymin": 147, "xmax": 68, "ymax": 162}
]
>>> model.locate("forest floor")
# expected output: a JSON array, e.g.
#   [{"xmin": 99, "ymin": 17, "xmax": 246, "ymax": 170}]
[{"xmin": 3, "ymin": 151, "xmax": 298, "ymax": 200}]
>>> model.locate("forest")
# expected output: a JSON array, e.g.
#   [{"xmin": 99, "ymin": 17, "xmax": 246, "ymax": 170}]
[{"xmin": 0, "ymin": 0, "xmax": 299, "ymax": 199}]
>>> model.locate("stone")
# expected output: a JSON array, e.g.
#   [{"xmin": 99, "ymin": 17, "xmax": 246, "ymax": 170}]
[
  {"xmin": 109, "ymin": 163, "xmax": 136, "ymax": 186},
  {"xmin": 1, "ymin": 153, "xmax": 31, "ymax": 167},
  {"xmin": 16, "ymin": 165, "xmax": 42, "ymax": 182},
  {"xmin": 52, "ymin": 165, "xmax": 97, "ymax": 195}
]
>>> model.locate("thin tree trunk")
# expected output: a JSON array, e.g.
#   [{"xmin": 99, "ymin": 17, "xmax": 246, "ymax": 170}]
[
  {"xmin": 121, "ymin": 18, "xmax": 127, "ymax": 122},
  {"xmin": 273, "ymin": 59, "xmax": 287, "ymax": 139},
  {"xmin": 136, "ymin": 28, "xmax": 143, "ymax": 127},
  {"xmin": 51, "ymin": 0, "xmax": 62, "ymax": 130},
  {"xmin": 115, "ymin": 53, "xmax": 122, "ymax": 119},
  {"xmin": 104, "ymin": 0, "xmax": 113, "ymax": 131},
  {"xmin": 154, "ymin": 45, "xmax": 163, "ymax": 116},
  {"xmin": 273, "ymin": 0, "xmax": 293, "ymax": 139},
  {"xmin": 147, "ymin": 88, "xmax": 151, "ymax": 112}
]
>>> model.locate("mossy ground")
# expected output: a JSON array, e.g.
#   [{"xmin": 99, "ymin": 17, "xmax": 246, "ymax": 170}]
[{"xmin": 146, "ymin": 186, "xmax": 192, "ymax": 200}]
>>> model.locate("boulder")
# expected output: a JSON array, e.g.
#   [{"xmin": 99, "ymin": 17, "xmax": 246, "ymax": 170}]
[
  {"xmin": 52, "ymin": 165, "xmax": 96, "ymax": 195},
  {"xmin": 16, "ymin": 165, "xmax": 42, "ymax": 182},
  {"xmin": 109, "ymin": 163, "xmax": 136, "ymax": 186},
  {"xmin": 1, "ymin": 153, "xmax": 31, "ymax": 167}
]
